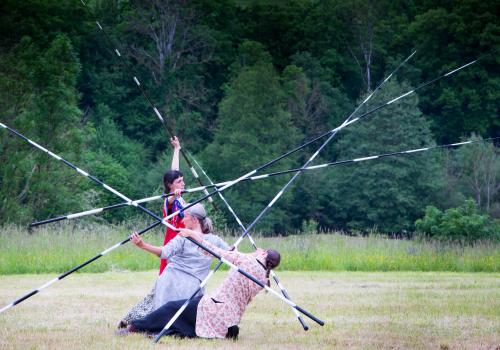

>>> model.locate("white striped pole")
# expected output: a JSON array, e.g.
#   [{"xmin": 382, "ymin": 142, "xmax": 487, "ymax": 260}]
[
  {"xmin": 226, "ymin": 49, "xmax": 420, "ymax": 245},
  {"xmin": 27, "ymin": 136, "xmax": 498, "ymax": 227},
  {"xmin": 0, "ymin": 220, "xmax": 162, "ymax": 314},
  {"xmin": 73, "ymin": 14, "xmax": 489, "ymax": 221},
  {"xmin": 0, "ymin": 124, "xmax": 323, "ymax": 324},
  {"xmin": 153, "ymin": 49, "xmax": 417, "ymax": 342},
  {"xmin": 0, "ymin": 51, "xmax": 488, "ymax": 310},
  {"xmin": 0, "ymin": 123, "xmax": 254, "ymax": 229},
  {"xmin": 20, "ymin": 51, "xmax": 488, "ymax": 228},
  {"xmin": 189, "ymin": 53, "xmax": 485, "ymax": 197},
  {"xmin": 29, "ymin": 194, "xmax": 165, "ymax": 227},
  {"xmin": 188, "ymin": 154, "xmax": 309, "ymax": 330},
  {"xmin": 240, "ymin": 137, "xmax": 500, "ymax": 180},
  {"xmin": 79, "ymin": 1, "xmax": 216, "ymax": 207},
  {"xmin": 153, "ymin": 239, "xmax": 325, "ymax": 343},
  {"xmin": 0, "ymin": 124, "xmax": 176, "ymax": 224},
  {"xmin": 2, "ymin": 212, "xmax": 324, "ymax": 326}
]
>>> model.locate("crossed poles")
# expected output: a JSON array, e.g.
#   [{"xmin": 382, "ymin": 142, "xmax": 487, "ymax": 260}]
[{"xmin": 0, "ymin": 51, "xmax": 491, "ymax": 339}]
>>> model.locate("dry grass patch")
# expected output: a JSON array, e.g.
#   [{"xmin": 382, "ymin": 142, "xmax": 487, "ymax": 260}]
[{"xmin": 0, "ymin": 271, "xmax": 498, "ymax": 349}]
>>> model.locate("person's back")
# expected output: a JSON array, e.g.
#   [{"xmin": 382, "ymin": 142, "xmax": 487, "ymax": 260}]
[
  {"xmin": 154, "ymin": 234, "xmax": 228, "ymax": 308},
  {"xmin": 164, "ymin": 234, "xmax": 226, "ymax": 279},
  {"xmin": 196, "ymin": 247, "xmax": 268, "ymax": 338},
  {"xmin": 119, "ymin": 203, "xmax": 228, "ymax": 325}
]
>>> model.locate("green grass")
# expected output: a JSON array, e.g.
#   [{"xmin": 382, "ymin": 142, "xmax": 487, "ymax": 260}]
[
  {"xmin": 0, "ymin": 223, "xmax": 498, "ymax": 274},
  {"xmin": 0, "ymin": 271, "xmax": 499, "ymax": 349}
]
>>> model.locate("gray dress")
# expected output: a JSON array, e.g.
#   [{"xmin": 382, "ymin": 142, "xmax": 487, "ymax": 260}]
[{"xmin": 121, "ymin": 234, "xmax": 228, "ymax": 323}]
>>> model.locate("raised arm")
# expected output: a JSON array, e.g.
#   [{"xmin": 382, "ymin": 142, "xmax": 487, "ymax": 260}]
[
  {"xmin": 170, "ymin": 136, "xmax": 181, "ymax": 171},
  {"xmin": 130, "ymin": 232, "xmax": 162, "ymax": 257}
]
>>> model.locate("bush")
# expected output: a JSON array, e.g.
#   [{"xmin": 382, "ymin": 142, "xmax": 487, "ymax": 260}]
[{"xmin": 415, "ymin": 199, "xmax": 500, "ymax": 244}]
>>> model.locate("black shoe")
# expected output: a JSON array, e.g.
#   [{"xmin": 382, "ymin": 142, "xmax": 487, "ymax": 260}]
[
  {"xmin": 115, "ymin": 324, "xmax": 137, "ymax": 336},
  {"xmin": 226, "ymin": 325, "xmax": 239, "ymax": 340},
  {"xmin": 117, "ymin": 320, "xmax": 128, "ymax": 329}
]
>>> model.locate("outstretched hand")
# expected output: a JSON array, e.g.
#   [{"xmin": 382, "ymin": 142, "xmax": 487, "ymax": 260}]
[
  {"xmin": 170, "ymin": 136, "xmax": 181, "ymax": 150},
  {"xmin": 177, "ymin": 228, "xmax": 202, "ymax": 242},
  {"xmin": 130, "ymin": 232, "xmax": 144, "ymax": 247},
  {"xmin": 177, "ymin": 228, "xmax": 193, "ymax": 238}
]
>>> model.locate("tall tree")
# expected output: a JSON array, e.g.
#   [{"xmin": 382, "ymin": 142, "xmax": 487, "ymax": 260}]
[
  {"xmin": 0, "ymin": 35, "xmax": 87, "ymax": 223},
  {"xmin": 328, "ymin": 80, "xmax": 443, "ymax": 233},
  {"xmin": 200, "ymin": 41, "xmax": 302, "ymax": 232}
]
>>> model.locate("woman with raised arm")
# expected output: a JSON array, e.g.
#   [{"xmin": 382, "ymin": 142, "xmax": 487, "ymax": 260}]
[
  {"xmin": 118, "ymin": 204, "xmax": 228, "ymax": 326},
  {"xmin": 160, "ymin": 135, "xmax": 185, "ymax": 274},
  {"xmin": 117, "ymin": 136, "xmax": 189, "ymax": 325},
  {"xmin": 119, "ymin": 230, "xmax": 281, "ymax": 340}
]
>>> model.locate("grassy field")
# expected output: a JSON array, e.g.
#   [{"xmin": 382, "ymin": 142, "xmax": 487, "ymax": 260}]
[
  {"xmin": 0, "ymin": 223, "xmax": 498, "ymax": 274},
  {"xmin": 0, "ymin": 271, "xmax": 498, "ymax": 349}
]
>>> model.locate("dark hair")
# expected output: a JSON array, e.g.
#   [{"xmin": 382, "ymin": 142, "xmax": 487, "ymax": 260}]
[
  {"xmin": 163, "ymin": 170, "xmax": 183, "ymax": 193},
  {"xmin": 265, "ymin": 249, "xmax": 281, "ymax": 285}
]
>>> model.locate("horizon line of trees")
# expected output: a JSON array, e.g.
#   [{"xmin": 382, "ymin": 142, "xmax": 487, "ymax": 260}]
[{"xmin": 0, "ymin": 0, "xmax": 499, "ymax": 240}]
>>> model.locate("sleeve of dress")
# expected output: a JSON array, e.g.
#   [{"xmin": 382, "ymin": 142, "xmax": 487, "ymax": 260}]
[
  {"xmin": 204, "ymin": 234, "xmax": 229, "ymax": 251},
  {"xmin": 160, "ymin": 235, "xmax": 184, "ymax": 259},
  {"xmin": 199, "ymin": 239, "xmax": 241, "ymax": 265}
]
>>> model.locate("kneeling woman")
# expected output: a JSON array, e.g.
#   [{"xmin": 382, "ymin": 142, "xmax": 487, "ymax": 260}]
[
  {"xmin": 120, "ymin": 204, "xmax": 229, "ymax": 324},
  {"xmin": 122, "ymin": 229, "xmax": 281, "ymax": 339}
]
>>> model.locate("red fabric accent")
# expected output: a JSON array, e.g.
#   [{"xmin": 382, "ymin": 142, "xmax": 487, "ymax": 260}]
[{"xmin": 159, "ymin": 201, "xmax": 184, "ymax": 275}]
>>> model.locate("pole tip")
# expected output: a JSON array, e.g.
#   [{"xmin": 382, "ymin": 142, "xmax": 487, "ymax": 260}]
[
  {"xmin": 299, "ymin": 317, "xmax": 309, "ymax": 331},
  {"xmin": 153, "ymin": 331, "xmax": 164, "ymax": 343}
]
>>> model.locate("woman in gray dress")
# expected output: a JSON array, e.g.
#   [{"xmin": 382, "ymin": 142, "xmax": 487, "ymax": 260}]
[{"xmin": 118, "ymin": 203, "xmax": 229, "ymax": 326}]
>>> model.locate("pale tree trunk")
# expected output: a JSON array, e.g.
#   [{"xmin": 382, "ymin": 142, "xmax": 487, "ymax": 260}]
[
  {"xmin": 126, "ymin": 0, "xmax": 213, "ymax": 82},
  {"xmin": 482, "ymin": 146, "xmax": 499, "ymax": 212},
  {"xmin": 346, "ymin": 0, "xmax": 378, "ymax": 94},
  {"xmin": 461, "ymin": 141, "xmax": 499, "ymax": 213},
  {"xmin": 17, "ymin": 163, "xmax": 37, "ymax": 201}
]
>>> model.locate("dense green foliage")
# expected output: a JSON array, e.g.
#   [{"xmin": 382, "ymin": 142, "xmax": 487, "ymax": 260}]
[
  {"xmin": 0, "ymin": 0, "xmax": 498, "ymax": 236},
  {"xmin": 415, "ymin": 199, "xmax": 500, "ymax": 243}
]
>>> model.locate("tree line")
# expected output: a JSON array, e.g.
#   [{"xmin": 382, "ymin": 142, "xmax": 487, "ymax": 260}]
[{"xmin": 0, "ymin": 0, "xmax": 498, "ymax": 237}]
